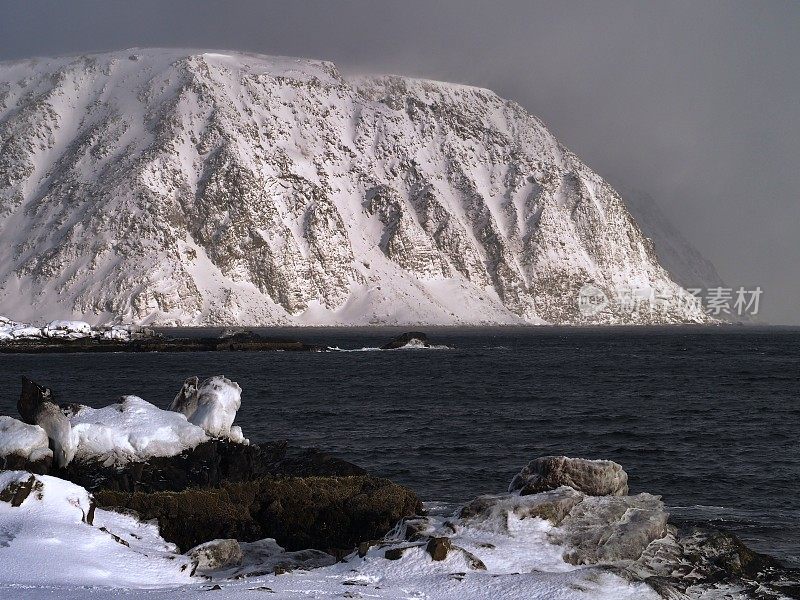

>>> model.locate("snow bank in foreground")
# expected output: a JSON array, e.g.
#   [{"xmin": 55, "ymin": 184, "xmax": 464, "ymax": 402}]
[
  {"xmin": 70, "ymin": 396, "xmax": 210, "ymax": 464},
  {"xmin": 0, "ymin": 472, "xmax": 193, "ymax": 588},
  {"xmin": 0, "ymin": 470, "xmax": 660, "ymax": 599},
  {"xmin": 0, "ymin": 417, "xmax": 52, "ymax": 463}
]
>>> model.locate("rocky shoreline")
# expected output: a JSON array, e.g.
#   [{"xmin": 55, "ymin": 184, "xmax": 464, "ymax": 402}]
[
  {"xmin": 1, "ymin": 377, "xmax": 798, "ymax": 599},
  {"xmin": 0, "ymin": 330, "xmax": 328, "ymax": 353},
  {"xmin": 0, "ymin": 316, "xmax": 432, "ymax": 352}
]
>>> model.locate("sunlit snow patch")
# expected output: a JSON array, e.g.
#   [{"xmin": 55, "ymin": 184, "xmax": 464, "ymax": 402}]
[
  {"xmin": 0, "ymin": 471, "xmax": 193, "ymax": 588},
  {"xmin": 0, "ymin": 416, "xmax": 53, "ymax": 464},
  {"xmin": 70, "ymin": 396, "xmax": 210, "ymax": 465}
]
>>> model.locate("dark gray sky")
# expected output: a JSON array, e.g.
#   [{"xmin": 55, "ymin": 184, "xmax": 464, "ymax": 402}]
[{"xmin": 1, "ymin": 0, "xmax": 798, "ymax": 323}]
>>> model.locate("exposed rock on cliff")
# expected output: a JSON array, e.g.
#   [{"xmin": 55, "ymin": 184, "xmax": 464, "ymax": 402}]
[{"xmin": 0, "ymin": 49, "xmax": 711, "ymax": 325}]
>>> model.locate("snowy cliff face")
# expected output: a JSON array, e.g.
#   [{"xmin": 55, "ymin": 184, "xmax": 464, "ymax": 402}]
[{"xmin": 0, "ymin": 49, "xmax": 709, "ymax": 325}]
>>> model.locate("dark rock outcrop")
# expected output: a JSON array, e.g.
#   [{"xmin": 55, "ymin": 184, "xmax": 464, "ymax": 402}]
[
  {"xmin": 56, "ymin": 440, "xmax": 365, "ymax": 494},
  {"xmin": 1, "ymin": 332, "xmax": 328, "ymax": 354},
  {"xmin": 95, "ymin": 475, "xmax": 423, "ymax": 554},
  {"xmin": 509, "ymin": 456, "xmax": 628, "ymax": 496},
  {"xmin": 426, "ymin": 536, "xmax": 452, "ymax": 561},
  {"xmin": 0, "ymin": 452, "xmax": 52, "ymax": 475},
  {"xmin": 380, "ymin": 332, "xmax": 430, "ymax": 350},
  {"xmin": 0, "ymin": 474, "xmax": 43, "ymax": 507},
  {"xmin": 58, "ymin": 439, "xmax": 288, "ymax": 493}
]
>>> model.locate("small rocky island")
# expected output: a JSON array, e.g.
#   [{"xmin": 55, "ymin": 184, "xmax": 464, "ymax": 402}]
[{"xmin": 1, "ymin": 376, "xmax": 798, "ymax": 599}]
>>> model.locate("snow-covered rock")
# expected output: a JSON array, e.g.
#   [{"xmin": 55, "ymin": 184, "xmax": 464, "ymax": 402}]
[
  {"xmin": 0, "ymin": 458, "xmax": 786, "ymax": 599},
  {"xmin": 0, "ymin": 416, "xmax": 53, "ymax": 464},
  {"xmin": 0, "ymin": 316, "xmax": 140, "ymax": 343},
  {"xmin": 42, "ymin": 320, "xmax": 93, "ymax": 339},
  {"xmin": 194, "ymin": 538, "xmax": 336, "ymax": 579},
  {"xmin": 97, "ymin": 324, "xmax": 133, "ymax": 341},
  {"xmin": 0, "ymin": 49, "xmax": 712, "ymax": 326},
  {"xmin": 8, "ymin": 325, "xmax": 44, "ymax": 339},
  {"xmin": 168, "ymin": 376, "xmax": 243, "ymax": 439},
  {"xmin": 70, "ymin": 395, "xmax": 210, "ymax": 464},
  {"xmin": 186, "ymin": 538, "xmax": 243, "ymax": 572},
  {"xmin": 0, "ymin": 471, "xmax": 194, "ymax": 587}
]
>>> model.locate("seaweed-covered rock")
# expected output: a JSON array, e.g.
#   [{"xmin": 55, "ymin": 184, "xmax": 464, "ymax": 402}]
[
  {"xmin": 509, "ymin": 456, "xmax": 629, "ymax": 496},
  {"xmin": 94, "ymin": 475, "xmax": 422, "ymax": 553},
  {"xmin": 56, "ymin": 440, "xmax": 365, "ymax": 493}
]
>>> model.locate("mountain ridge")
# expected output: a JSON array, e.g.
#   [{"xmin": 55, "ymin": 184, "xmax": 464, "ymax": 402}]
[{"xmin": 0, "ymin": 48, "xmax": 711, "ymax": 325}]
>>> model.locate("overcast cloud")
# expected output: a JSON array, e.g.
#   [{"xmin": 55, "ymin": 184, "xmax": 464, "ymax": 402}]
[{"xmin": 1, "ymin": 0, "xmax": 797, "ymax": 323}]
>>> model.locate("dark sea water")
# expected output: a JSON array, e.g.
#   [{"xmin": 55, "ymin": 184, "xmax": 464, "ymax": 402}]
[{"xmin": 1, "ymin": 326, "xmax": 798, "ymax": 567}]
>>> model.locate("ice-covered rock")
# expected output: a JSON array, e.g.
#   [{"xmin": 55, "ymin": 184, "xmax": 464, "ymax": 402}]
[
  {"xmin": 69, "ymin": 395, "xmax": 209, "ymax": 465},
  {"xmin": 186, "ymin": 538, "xmax": 243, "ymax": 572},
  {"xmin": 555, "ymin": 492, "xmax": 669, "ymax": 565},
  {"xmin": 0, "ymin": 416, "xmax": 53, "ymax": 470},
  {"xmin": 188, "ymin": 537, "xmax": 336, "ymax": 579},
  {"xmin": 0, "ymin": 316, "xmax": 24, "ymax": 340},
  {"xmin": 0, "ymin": 316, "xmax": 142, "ymax": 344},
  {"xmin": 8, "ymin": 325, "xmax": 43, "ymax": 339},
  {"xmin": 18, "ymin": 377, "xmax": 76, "ymax": 467},
  {"xmin": 509, "ymin": 456, "xmax": 629, "ymax": 496},
  {"xmin": 460, "ymin": 486, "xmax": 585, "ymax": 528},
  {"xmin": 98, "ymin": 324, "xmax": 134, "ymax": 341},
  {"xmin": 0, "ymin": 471, "xmax": 194, "ymax": 587},
  {"xmin": 169, "ymin": 376, "xmax": 243, "ymax": 439}
]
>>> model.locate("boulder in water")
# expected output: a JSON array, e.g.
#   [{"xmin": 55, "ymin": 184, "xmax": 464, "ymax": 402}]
[
  {"xmin": 509, "ymin": 456, "xmax": 628, "ymax": 496},
  {"xmin": 380, "ymin": 332, "xmax": 430, "ymax": 350}
]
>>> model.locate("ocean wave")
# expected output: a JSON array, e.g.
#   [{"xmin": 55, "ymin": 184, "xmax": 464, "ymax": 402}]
[{"xmin": 329, "ymin": 344, "xmax": 453, "ymax": 352}]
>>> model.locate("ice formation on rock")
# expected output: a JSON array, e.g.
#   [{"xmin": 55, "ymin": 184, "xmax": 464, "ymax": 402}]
[{"xmin": 169, "ymin": 376, "xmax": 244, "ymax": 439}]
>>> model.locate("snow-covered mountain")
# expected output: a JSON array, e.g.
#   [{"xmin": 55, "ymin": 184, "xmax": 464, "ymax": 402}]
[{"xmin": 0, "ymin": 49, "xmax": 710, "ymax": 325}]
